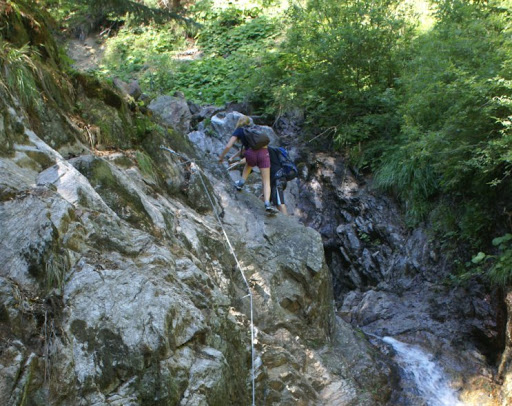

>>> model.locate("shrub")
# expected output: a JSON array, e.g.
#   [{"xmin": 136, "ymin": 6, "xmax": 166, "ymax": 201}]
[{"xmin": 375, "ymin": 0, "xmax": 512, "ymax": 252}]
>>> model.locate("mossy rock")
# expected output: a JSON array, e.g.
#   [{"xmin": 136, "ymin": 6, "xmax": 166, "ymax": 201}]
[
  {"xmin": 185, "ymin": 171, "xmax": 221, "ymax": 215},
  {"xmin": 164, "ymin": 127, "xmax": 197, "ymax": 158},
  {"xmin": 137, "ymin": 126, "xmax": 203, "ymax": 202},
  {"xmin": 0, "ymin": 4, "xmax": 79, "ymax": 151},
  {"xmin": 71, "ymin": 156, "xmax": 154, "ymax": 232},
  {"xmin": 70, "ymin": 321, "xmax": 143, "ymax": 392},
  {"xmin": 139, "ymin": 363, "xmax": 185, "ymax": 406},
  {"xmin": 0, "ymin": 0, "xmax": 60, "ymax": 65},
  {"xmin": 73, "ymin": 73, "xmax": 124, "ymax": 109},
  {"xmin": 27, "ymin": 101, "xmax": 80, "ymax": 150},
  {"xmin": 0, "ymin": 103, "xmax": 15, "ymax": 157},
  {"xmin": 73, "ymin": 73, "xmax": 137, "ymax": 148},
  {"xmin": 38, "ymin": 64, "xmax": 75, "ymax": 109},
  {"xmin": 141, "ymin": 124, "xmax": 197, "ymax": 166},
  {"xmin": 76, "ymin": 96, "xmax": 134, "ymax": 149}
]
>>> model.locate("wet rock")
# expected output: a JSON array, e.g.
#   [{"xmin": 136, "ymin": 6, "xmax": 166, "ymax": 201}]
[{"xmin": 296, "ymin": 151, "xmax": 500, "ymax": 403}]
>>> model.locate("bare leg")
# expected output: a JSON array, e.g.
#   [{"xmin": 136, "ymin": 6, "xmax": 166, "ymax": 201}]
[
  {"xmin": 242, "ymin": 164, "xmax": 253, "ymax": 181},
  {"xmin": 260, "ymin": 167, "xmax": 272, "ymax": 203},
  {"xmin": 278, "ymin": 204, "xmax": 288, "ymax": 215}
]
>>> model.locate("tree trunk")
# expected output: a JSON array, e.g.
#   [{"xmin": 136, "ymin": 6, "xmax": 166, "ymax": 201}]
[{"xmin": 497, "ymin": 289, "xmax": 512, "ymax": 400}]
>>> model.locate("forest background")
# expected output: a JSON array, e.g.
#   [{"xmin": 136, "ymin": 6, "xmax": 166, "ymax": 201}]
[{"xmin": 5, "ymin": 0, "xmax": 512, "ymax": 287}]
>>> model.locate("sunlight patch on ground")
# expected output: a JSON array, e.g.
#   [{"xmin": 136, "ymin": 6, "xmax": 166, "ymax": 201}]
[
  {"xmin": 172, "ymin": 39, "xmax": 203, "ymax": 61},
  {"xmin": 67, "ymin": 37, "xmax": 105, "ymax": 71}
]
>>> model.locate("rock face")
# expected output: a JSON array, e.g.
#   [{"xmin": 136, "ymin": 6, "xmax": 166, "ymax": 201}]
[
  {"xmin": 148, "ymin": 94, "xmax": 193, "ymax": 135},
  {"xmin": 295, "ymin": 152, "xmax": 503, "ymax": 405},
  {"xmin": 0, "ymin": 93, "xmax": 393, "ymax": 405}
]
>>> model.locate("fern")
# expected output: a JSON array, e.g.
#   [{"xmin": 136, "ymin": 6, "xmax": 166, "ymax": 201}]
[{"xmin": 0, "ymin": 41, "xmax": 41, "ymax": 107}]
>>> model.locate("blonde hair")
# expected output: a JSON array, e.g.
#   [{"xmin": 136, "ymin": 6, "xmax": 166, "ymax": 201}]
[{"xmin": 235, "ymin": 116, "xmax": 251, "ymax": 128}]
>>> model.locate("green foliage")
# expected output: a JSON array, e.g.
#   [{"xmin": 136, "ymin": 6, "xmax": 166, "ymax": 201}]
[
  {"xmin": 45, "ymin": 252, "xmax": 68, "ymax": 294},
  {"xmin": 374, "ymin": 0, "xmax": 512, "ymax": 251},
  {"xmin": 42, "ymin": 0, "xmax": 188, "ymax": 31},
  {"xmin": 98, "ymin": 21, "xmax": 188, "ymax": 81},
  {"xmin": 252, "ymin": 0, "xmax": 412, "ymax": 144},
  {"xmin": 470, "ymin": 234, "xmax": 512, "ymax": 286},
  {"xmin": 196, "ymin": 7, "xmax": 276, "ymax": 56},
  {"xmin": 135, "ymin": 151, "xmax": 157, "ymax": 180},
  {"xmin": 40, "ymin": 0, "xmax": 89, "ymax": 27},
  {"xmin": 96, "ymin": 2, "xmax": 280, "ymax": 106},
  {"xmin": 168, "ymin": 5, "xmax": 279, "ymax": 106},
  {"xmin": 163, "ymin": 55, "xmax": 255, "ymax": 105},
  {"xmin": 374, "ymin": 134, "xmax": 439, "ymax": 225},
  {"xmin": 488, "ymin": 235, "xmax": 512, "ymax": 286},
  {"xmin": 0, "ymin": 41, "xmax": 41, "ymax": 107}
]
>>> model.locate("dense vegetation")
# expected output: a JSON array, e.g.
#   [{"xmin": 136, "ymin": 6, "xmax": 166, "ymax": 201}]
[{"xmin": 6, "ymin": 0, "xmax": 512, "ymax": 286}]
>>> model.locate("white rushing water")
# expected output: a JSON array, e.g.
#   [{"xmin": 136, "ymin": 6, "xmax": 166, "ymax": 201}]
[{"xmin": 383, "ymin": 336, "xmax": 466, "ymax": 406}]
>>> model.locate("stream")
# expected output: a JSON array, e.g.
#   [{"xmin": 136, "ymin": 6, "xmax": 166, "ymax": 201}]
[{"xmin": 382, "ymin": 336, "xmax": 466, "ymax": 406}]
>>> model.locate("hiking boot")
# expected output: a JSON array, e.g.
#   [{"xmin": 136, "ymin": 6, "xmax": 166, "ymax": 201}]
[
  {"xmin": 234, "ymin": 180, "xmax": 244, "ymax": 191},
  {"xmin": 265, "ymin": 203, "xmax": 278, "ymax": 215}
]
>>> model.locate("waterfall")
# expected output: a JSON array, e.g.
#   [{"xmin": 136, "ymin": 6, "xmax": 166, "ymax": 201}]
[{"xmin": 383, "ymin": 336, "xmax": 466, "ymax": 406}]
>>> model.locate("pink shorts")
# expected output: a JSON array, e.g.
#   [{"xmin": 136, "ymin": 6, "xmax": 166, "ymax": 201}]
[{"xmin": 244, "ymin": 148, "xmax": 270, "ymax": 169}]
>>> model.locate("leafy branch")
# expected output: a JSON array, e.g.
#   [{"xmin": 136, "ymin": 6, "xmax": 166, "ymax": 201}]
[{"xmin": 472, "ymin": 234, "xmax": 512, "ymax": 286}]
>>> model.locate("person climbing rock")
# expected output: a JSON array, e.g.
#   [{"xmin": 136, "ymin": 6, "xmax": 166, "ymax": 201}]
[
  {"xmin": 268, "ymin": 146, "xmax": 288, "ymax": 215},
  {"xmin": 218, "ymin": 116, "xmax": 278, "ymax": 215}
]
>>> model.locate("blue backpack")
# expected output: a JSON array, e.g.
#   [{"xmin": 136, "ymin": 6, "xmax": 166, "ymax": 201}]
[{"xmin": 276, "ymin": 147, "xmax": 298, "ymax": 181}]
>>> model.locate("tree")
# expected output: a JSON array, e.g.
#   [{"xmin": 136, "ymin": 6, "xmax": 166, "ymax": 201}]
[
  {"xmin": 375, "ymin": 0, "xmax": 512, "ymax": 246},
  {"xmin": 257, "ymin": 0, "xmax": 413, "ymax": 150},
  {"xmin": 42, "ymin": 0, "xmax": 191, "ymax": 38}
]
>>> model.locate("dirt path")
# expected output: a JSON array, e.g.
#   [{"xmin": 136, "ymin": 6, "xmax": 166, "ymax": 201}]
[{"xmin": 66, "ymin": 36, "xmax": 106, "ymax": 71}]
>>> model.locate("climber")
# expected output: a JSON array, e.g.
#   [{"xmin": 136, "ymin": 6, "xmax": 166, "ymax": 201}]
[
  {"xmin": 218, "ymin": 116, "xmax": 278, "ymax": 215},
  {"xmin": 268, "ymin": 146, "xmax": 288, "ymax": 215}
]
